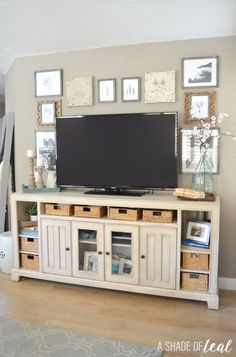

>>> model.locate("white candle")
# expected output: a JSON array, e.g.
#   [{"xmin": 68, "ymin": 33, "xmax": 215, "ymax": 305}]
[
  {"xmin": 27, "ymin": 149, "xmax": 35, "ymax": 158},
  {"xmin": 36, "ymin": 158, "xmax": 44, "ymax": 167}
]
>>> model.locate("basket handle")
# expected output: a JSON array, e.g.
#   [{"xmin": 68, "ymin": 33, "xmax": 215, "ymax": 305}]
[
  {"xmin": 83, "ymin": 207, "xmax": 91, "ymax": 212},
  {"xmin": 118, "ymin": 209, "xmax": 127, "ymax": 214},
  {"xmin": 153, "ymin": 211, "xmax": 161, "ymax": 217}
]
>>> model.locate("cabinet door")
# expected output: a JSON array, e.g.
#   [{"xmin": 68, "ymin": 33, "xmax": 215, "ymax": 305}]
[
  {"xmin": 72, "ymin": 221, "xmax": 104, "ymax": 280},
  {"xmin": 140, "ymin": 227, "xmax": 176, "ymax": 289},
  {"xmin": 105, "ymin": 224, "xmax": 139, "ymax": 285},
  {"xmin": 41, "ymin": 218, "xmax": 71, "ymax": 276}
]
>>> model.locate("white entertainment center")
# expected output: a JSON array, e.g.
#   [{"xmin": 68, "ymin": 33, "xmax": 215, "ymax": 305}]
[{"xmin": 11, "ymin": 190, "xmax": 220, "ymax": 309}]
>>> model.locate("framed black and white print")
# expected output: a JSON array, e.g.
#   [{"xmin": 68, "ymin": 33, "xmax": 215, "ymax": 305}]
[
  {"xmin": 122, "ymin": 77, "xmax": 141, "ymax": 102},
  {"xmin": 98, "ymin": 79, "xmax": 116, "ymax": 103},
  {"xmin": 35, "ymin": 130, "xmax": 56, "ymax": 168},
  {"xmin": 181, "ymin": 128, "xmax": 219, "ymax": 173},
  {"xmin": 35, "ymin": 69, "xmax": 63, "ymax": 97},
  {"xmin": 182, "ymin": 57, "xmax": 218, "ymax": 88}
]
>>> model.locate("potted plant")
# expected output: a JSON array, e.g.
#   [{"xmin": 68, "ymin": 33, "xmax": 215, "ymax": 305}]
[{"xmin": 25, "ymin": 202, "xmax": 37, "ymax": 221}]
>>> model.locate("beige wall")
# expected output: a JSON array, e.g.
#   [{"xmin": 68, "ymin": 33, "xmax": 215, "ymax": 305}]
[{"xmin": 5, "ymin": 36, "xmax": 236, "ymax": 278}]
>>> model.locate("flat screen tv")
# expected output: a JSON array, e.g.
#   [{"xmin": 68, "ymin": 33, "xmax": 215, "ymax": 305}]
[{"xmin": 56, "ymin": 112, "xmax": 178, "ymax": 194}]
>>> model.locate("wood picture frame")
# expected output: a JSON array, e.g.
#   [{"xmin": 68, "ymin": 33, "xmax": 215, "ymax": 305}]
[
  {"xmin": 184, "ymin": 91, "xmax": 216, "ymax": 124},
  {"xmin": 36, "ymin": 99, "xmax": 62, "ymax": 128},
  {"xmin": 35, "ymin": 69, "xmax": 63, "ymax": 97},
  {"xmin": 182, "ymin": 56, "xmax": 218, "ymax": 88}
]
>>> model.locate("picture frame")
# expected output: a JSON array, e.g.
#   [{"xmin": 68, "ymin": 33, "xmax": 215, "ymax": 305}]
[
  {"xmin": 35, "ymin": 130, "xmax": 56, "ymax": 169},
  {"xmin": 182, "ymin": 56, "xmax": 218, "ymax": 88},
  {"xmin": 35, "ymin": 69, "xmax": 63, "ymax": 97},
  {"xmin": 181, "ymin": 128, "xmax": 219, "ymax": 173},
  {"xmin": 66, "ymin": 76, "xmax": 93, "ymax": 107},
  {"xmin": 36, "ymin": 99, "xmax": 62, "ymax": 128},
  {"xmin": 144, "ymin": 71, "xmax": 175, "ymax": 103},
  {"xmin": 186, "ymin": 221, "xmax": 211, "ymax": 246},
  {"xmin": 84, "ymin": 251, "xmax": 97, "ymax": 272},
  {"xmin": 122, "ymin": 77, "xmax": 141, "ymax": 102},
  {"xmin": 119, "ymin": 258, "xmax": 132, "ymax": 276},
  {"xmin": 184, "ymin": 91, "xmax": 216, "ymax": 124},
  {"xmin": 98, "ymin": 79, "xmax": 116, "ymax": 103}
]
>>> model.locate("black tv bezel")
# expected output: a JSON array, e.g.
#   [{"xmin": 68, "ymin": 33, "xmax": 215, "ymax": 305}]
[{"xmin": 56, "ymin": 111, "xmax": 178, "ymax": 192}]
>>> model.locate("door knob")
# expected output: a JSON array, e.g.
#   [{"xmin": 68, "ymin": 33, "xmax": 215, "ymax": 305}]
[
  {"xmin": 65, "ymin": 247, "xmax": 70, "ymax": 251},
  {"xmin": 98, "ymin": 251, "xmax": 102, "ymax": 255},
  {"xmin": 141, "ymin": 255, "xmax": 145, "ymax": 259},
  {"xmin": 106, "ymin": 252, "xmax": 110, "ymax": 255}
]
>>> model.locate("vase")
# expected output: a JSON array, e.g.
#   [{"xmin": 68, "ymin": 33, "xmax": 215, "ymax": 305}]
[
  {"xmin": 46, "ymin": 170, "xmax": 57, "ymax": 189},
  {"xmin": 30, "ymin": 215, "xmax": 38, "ymax": 222},
  {"xmin": 191, "ymin": 153, "xmax": 214, "ymax": 194}
]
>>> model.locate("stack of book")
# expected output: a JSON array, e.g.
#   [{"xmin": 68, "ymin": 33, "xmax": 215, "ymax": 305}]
[
  {"xmin": 182, "ymin": 239, "xmax": 209, "ymax": 249},
  {"xmin": 173, "ymin": 188, "xmax": 205, "ymax": 200},
  {"xmin": 19, "ymin": 221, "xmax": 39, "ymax": 236}
]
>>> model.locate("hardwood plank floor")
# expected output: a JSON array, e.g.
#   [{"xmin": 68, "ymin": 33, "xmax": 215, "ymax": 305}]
[{"xmin": 0, "ymin": 273, "xmax": 235, "ymax": 356}]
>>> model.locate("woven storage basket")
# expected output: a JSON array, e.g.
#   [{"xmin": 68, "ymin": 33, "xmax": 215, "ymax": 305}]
[
  {"xmin": 142, "ymin": 209, "xmax": 174, "ymax": 223},
  {"xmin": 109, "ymin": 207, "xmax": 142, "ymax": 221},
  {"xmin": 182, "ymin": 272, "xmax": 208, "ymax": 291},
  {"xmin": 45, "ymin": 203, "xmax": 74, "ymax": 216},
  {"xmin": 182, "ymin": 252, "xmax": 209, "ymax": 270},
  {"xmin": 20, "ymin": 237, "xmax": 39, "ymax": 254},
  {"xmin": 74, "ymin": 205, "xmax": 107, "ymax": 218},
  {"xmin": 21, "ymin": 254, "xmax": 39, "ymax": 271}
]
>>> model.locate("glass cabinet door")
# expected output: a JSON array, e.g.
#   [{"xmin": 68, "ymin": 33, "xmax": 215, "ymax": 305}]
[
  {"xmin": 72, "ymin": 222, "xmax": 104, "ymax": 280},
  {"xmin": 105, "ymin": 224, "xmax": 139, "ymax": 285}
]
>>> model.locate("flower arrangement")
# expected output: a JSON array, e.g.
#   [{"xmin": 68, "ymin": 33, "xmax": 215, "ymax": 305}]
[{"xmin": 191, "ymin": 112, "xmax": 236, "ymax": 154}]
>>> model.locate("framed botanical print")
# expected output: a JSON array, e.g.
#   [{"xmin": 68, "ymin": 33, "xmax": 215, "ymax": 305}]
[
  {"xmin": 184, "ymin": 91, "xmax": 216, "ymax": 124},
  {"xmin": 122, "ymin": 77, "xmax": 141, "ymax": 102},
  {"xmin": 98, "ymin": 79, "xmax": 116, "ymax": 103},
  {"xmin": 35, "ymin": 69, "xmax": 63, "ymax": 97},
  {"xmin": 36, "ymin": 99, "xmax": 61, "ymax": 128}
]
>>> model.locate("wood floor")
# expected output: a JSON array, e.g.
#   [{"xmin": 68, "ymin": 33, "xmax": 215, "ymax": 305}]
[{"xmin": 0, "ymin": 273, "xmax": 235, "ymax": 357}]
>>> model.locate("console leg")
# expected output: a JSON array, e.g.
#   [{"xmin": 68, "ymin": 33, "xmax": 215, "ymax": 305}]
[
  {"xmin": 207, "ymin": 295, "xmax": 219, "ymax": 310},
  {"xmin": 11, "ymin": 271, "xmax": 20, "ymax": 282}
]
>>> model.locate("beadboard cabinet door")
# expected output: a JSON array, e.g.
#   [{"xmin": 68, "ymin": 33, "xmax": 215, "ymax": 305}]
[
  {"xmin": 41, "ymin": 218, "xmax": 72, "ymax": 276},
  {"xmin": 140, "ymin": 227, "xmax": 176, "ymax": 289}
]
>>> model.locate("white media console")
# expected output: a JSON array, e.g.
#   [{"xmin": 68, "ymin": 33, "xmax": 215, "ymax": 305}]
[{"xmin": 11, "ymin": 190, "xmax": 220, "ymax": 309}]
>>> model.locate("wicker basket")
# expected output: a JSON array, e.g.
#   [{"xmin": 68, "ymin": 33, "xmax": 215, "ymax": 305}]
[
  {"xmin": 20, "ymin": 237, "xmax": 39, "ymax": 253},
  {"xmin": 74, "ymin": 205, "xmax": 107, "ymax": 218},
  {"xmin": 182, "ymin": 272, "xmax": 208, "ymax": 291},
  {"xmin": 142, "ymin": 209, "xmax": 174, "ymax": 223},
  {"xmin": 45, "ymin": 203, "xmax": 74, "ymax": 216},
  {"xmin": 21, "ymin": 253, "xmax": 39, "ymax": 271},
  {"xmin": 182, "ymin": 252, "xmax": 209, "ymax": 270},
  {"xmin": 109, "ymin": 207, "xmax": 142, "ymax": 221}
]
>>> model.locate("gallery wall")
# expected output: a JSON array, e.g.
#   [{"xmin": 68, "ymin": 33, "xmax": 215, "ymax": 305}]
[{"xmin": 5, "ymin": 36, "xmax": 236, "ymax": 279}]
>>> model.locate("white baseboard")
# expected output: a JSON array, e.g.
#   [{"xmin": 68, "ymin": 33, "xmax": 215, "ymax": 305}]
[{"xmin": 219, "ymin": 277, "xmax": 236, "ymax": 291}]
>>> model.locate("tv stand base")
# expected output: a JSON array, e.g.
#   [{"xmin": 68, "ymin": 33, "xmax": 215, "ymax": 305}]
[{"xmin": 84, "ymin": 188, "xmax": 146, "ymax": 196}]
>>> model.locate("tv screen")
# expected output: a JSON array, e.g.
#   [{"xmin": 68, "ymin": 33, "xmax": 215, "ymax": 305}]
[{"xmin": 56, "ymin": 112, "xmax": 178, "ymax": 190}]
